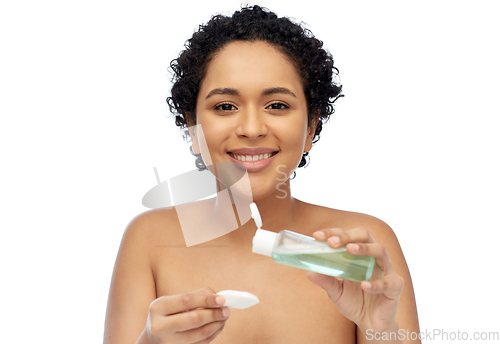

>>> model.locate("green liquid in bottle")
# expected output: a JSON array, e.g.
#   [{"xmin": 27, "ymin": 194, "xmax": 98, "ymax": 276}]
[{"xmin": 272, "ymin": 246, "xmax": 374, "ymax": 282}]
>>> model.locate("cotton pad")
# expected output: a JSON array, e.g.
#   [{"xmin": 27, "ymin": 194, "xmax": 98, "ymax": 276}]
[{"xmin": 217, "ymin": 290, "xmax": 259, "ymax": 309}]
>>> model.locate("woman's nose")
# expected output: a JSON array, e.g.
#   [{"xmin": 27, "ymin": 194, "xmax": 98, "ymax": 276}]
[{"xmin": 235, "ymin": 105, "xmax": 268, "ymax": 139}]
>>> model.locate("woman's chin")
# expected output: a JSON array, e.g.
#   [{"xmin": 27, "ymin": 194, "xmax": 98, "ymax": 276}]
[{"xmin": 215, "ymin": 169, "xmax": 290, "ymax": 202}]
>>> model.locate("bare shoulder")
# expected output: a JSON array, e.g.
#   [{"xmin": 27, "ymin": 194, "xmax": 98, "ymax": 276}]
[
  {"xmin": 127, "ymin": 207, "xmax": 178, "ymax": 231},
  {"xmin": 297, "ymin": 200, "xmax": 397, "ymax": 242},
  {"xmin": 125, "ymin": 207, "xmax": 185, "ymax": 246}
]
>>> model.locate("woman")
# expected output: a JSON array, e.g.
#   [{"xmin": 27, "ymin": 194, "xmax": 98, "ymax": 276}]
[{"xmin": 104, "ymin": 5, "xmax": 419, "ymax": 343}]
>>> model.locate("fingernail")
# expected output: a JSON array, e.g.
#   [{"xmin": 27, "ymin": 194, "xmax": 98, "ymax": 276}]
[
  {"xmin": 313, "ymin": 231, "xmax": 325, "ymax": 239},
  {"xmin": 328, "ymin": 236, "xmax": 340, "ymax": 245},
  {"xmin": 348, "ymin": 243, "xmax": 359, "ymax": 252},
  {"xmin": 216, "ymin": 296, "xmax": 225, "ymax": 306},
  {"xmin": 222, "ymin": 307, "xmax": 231, "ymax": 318},
  {"xmin": 364, "ymin": 282, "xmax": 372, "ymax": 289}
]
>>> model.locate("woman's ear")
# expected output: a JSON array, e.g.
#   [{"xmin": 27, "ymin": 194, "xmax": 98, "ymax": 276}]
[
  {"xmin": 304, "ymin": 116, "xmax": 319, "ymax": 153},
  {"xmin": 186, "ymin": 113, "xmax": 200, "ymax": 154}
]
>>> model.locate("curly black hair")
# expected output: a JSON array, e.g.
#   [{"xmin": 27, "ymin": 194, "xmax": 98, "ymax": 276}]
[{"xmin": 166, "ymin": 5, "xmax": 343, "ymax": 173}]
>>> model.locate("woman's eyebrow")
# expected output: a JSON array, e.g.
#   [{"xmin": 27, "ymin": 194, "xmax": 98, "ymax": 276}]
[
  {"xmin": 205, "ymin": 87, "xmax": 297, "ymax": 99},
  {"xmin": 205, "ymin": 87, "xmax": 239, "ymax": 99},
  {"xmin": 262, "ymin": 87, "xmax": 297, "ymax": 98}
]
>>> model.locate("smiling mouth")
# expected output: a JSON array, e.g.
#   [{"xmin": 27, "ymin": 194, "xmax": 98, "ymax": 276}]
[{"xmin": 227, "ymin": 151, "xmax": 279, "ymax": 162}]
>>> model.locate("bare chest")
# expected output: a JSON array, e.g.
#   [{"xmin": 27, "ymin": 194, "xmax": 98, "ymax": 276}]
[{"xmin": 152, "ymin": 246, "xmax": 357, "ymax": 344}]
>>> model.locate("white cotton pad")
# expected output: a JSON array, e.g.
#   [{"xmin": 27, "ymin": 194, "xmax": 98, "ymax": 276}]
[{"xmin": 217, "ymin": 290, "xmax": 260, "ymax": 309}]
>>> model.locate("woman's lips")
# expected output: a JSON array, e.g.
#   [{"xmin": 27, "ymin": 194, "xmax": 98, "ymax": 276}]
[{"xmin": 227, "ymin": 152, "xmax": 278, "ymax": 172}]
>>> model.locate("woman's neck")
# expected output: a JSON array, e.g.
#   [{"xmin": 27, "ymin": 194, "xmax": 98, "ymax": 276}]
[{"xmin": 215, "ymin": 176, "xmax": 299, "ymax": 233}]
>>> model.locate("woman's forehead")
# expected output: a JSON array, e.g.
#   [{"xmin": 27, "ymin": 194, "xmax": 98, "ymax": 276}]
[{"xmin": 200, "ymin": 40, "xmax": 304, "ymax": 97}]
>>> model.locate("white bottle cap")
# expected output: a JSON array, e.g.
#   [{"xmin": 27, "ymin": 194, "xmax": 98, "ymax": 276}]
[
  {"xmin": 249, "ymin": 202, "xmax": 262, "ymax": 228},
  {"xmin": 252, "ymin": 228, "xmax": 277, "ymax": 257}
]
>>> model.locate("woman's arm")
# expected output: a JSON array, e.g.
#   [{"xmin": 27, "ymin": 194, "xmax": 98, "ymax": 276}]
[
  {"xmin": 104, "ymin": 212, "xmax": 157, "ymax": 344},
  {"xmin": 357, "ymin": 218, "xmax": 420, "ymax": 343},
  {"xmin": 309, "ymin": 215, "xmax": 420, "ymax": 343}
]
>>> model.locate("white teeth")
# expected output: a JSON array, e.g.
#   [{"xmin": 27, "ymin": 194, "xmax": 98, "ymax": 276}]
[{"xmin": 231, "ymin": 153, "xmax": 274, "ymax": 162}]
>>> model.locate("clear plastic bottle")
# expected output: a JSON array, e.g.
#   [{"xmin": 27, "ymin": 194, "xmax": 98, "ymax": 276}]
[{"xmin": 250, "ymin": 203, "xmax": 375, "ymax": 282}]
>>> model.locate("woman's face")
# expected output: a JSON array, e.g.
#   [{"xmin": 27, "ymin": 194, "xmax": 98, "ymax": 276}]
[{"xmin": 190, "ymin": 40, "xmax": 317, "ymax": 201}]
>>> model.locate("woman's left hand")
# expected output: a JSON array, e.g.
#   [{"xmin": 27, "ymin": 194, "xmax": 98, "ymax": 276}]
[{"xmin": 307, "ymin": 227, "xmax": 404, "ymax": 334}]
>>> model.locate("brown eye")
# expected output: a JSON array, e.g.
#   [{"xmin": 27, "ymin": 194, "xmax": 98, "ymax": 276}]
[
  {"xmin": 215, "ymin": 103, "xmax": 237, "ymax": 111},
  {"xmin": 267, "ymin": 102, "xmax": 289, "ymax": 110}
]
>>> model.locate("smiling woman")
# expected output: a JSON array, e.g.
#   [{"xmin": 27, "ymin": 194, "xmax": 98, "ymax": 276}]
[
  {"xmin": 192, "ymin": 40, "xmax": 313, "ymax": 189},
  {"xmin": 167, "ymin": 5, "xmax": 343, "ymax": 175},
  {"xmin": 104, "ymin": 5, "xmax": 420, "ymax": 344}
]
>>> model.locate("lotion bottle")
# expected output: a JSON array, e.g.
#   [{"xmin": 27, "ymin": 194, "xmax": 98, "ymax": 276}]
[{"xmin": 250, "ymin": 203, "xmax": 375, "ymax": 282}]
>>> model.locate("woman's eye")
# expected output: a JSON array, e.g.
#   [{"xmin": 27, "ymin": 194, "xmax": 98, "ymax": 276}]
[
  {"xmin": 267, "ymin": 102, "xmax": 289, "ymax": 110},
  {"xmin": 215, "ymin": 103, "xmax": 237, "ymax": 111}
]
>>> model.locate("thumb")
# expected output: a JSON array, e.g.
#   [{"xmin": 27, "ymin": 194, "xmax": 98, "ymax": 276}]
[{"xmin": 307, "ymin": 271, "xmax": 343, "ymax": 303}]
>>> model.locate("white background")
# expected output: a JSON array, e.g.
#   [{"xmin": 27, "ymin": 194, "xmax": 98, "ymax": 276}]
[{"xmin": 1, "ymin": 0, "xmax": 499, "ymax": 342}]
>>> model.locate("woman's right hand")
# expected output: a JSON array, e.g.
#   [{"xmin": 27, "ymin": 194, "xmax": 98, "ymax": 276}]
[{"xmin": 145, "ymin": 287, "xmax": 231, "ymax": 344}]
